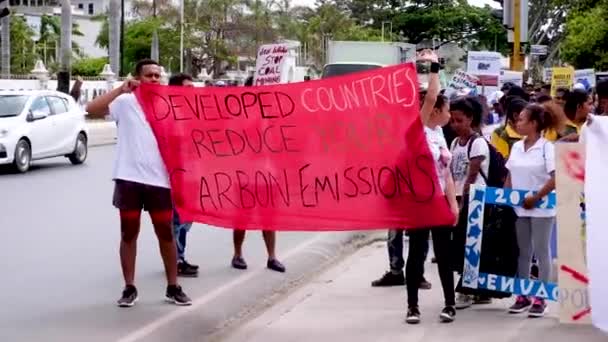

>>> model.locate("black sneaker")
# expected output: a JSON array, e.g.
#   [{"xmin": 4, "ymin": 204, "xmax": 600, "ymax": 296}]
[
  {"xmin": 509, "ymin": 295, "xmax": 532, "ymax": 314},
  {"xmin": 182, "ymin": 260, "xmax": 199, "ymax": 270},
  {"xmin": 267, "ymin": 259, "xmax": 286, "ymax": 273},
  {"xmin": 420, "ymin": 278, "xmax": 432, "ymax": 290},
  {"xmin": 473, "ymin": 295, "xmax": 492, "ymax": 305},
  {"xmin": 371, "ymin": 271, "xmax": 406, "ymax": 287},
  {"xmin": 439, "ymin": 306, "xmax": 456, "ymax": 323},
  {"xmin": 165, "ymin": 285, "xmax": 192, "ymax": 306},
  {"xmin": 531, "ymin": 264, "xmax": 539, "ymax": 279},
  {"xmin": 232, "ymin": 256, "xmax": 248, "ymax": 270},
  {"xmin": 406, "ymin": 307, "xmax": 421, "ymax": 324},
  {"xmin": 178, "ymin": 262, "xmax": 199, "ymax": 277},
  {"xmin": 117, "ymin": 285, "xmax": 138, "ymax": 308},
  {"xmin": 528, "ymin": 298, "xmax": 548, "ymax": 318}
]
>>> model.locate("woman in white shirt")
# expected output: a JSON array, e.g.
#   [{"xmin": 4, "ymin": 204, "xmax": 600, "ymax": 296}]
[
  {"xmin": 505, "ymin": 103, "xmax": 563, "ymax": 318},
  {"xmin": 405, "ymin": 50, "xmax": 459, "ymax": 325}
]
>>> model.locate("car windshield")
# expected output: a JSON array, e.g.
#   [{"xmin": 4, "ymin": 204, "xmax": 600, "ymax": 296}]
[
  {"xmin": 322, "ymin": 64, "xmax": 382, "ymax": 78},
  {"xmin": 0, "ymin": 95, "xmax": 29, "ymax": 118}
]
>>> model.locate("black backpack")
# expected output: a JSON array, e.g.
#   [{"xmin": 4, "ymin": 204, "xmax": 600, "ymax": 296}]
[{"xmin": 466, "ymin": 134, "xmax": 508, "ymax": 187}]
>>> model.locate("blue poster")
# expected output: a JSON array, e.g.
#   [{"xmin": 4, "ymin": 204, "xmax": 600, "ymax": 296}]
[{"xmin": 462, "ymin": 185, "xmax": 558, "ymax": 301}]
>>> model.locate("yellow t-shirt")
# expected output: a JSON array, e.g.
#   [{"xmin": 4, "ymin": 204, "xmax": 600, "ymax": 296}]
[
  {"xmin": 545, "ymin": 120, "xmax": 582, "ymax": 142},
  {"xmin": 491, "ymin": 124, "xmax": 522, "ymax": 159}
]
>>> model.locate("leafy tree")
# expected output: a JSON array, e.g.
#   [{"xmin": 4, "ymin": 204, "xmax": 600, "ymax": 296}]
[
  {"xmin": 9, "ymin": 15, "xmax": 37, "ymax": 75},
  {"xmin": 72, "ymin": 57, "xmax": 109, "ymax": 76},
  {"xmin": 282, "ymin": 2, "xmax": 381, "ymax": 66},
  {"xmin": 97, "ymin": 17, "xmax": 181, "ymax": 73},
  {"xmin": 560, "ymin": 3, "xmax": 608, "ymax": 70},
  {"xmin": 130, "ymin": 0, "xmax": 179, "ymax": 18},
  {"xmin": 93, "ymin": 14, "xmax": 109, "ymax": 51},
  {"xmin": 330, "ymin": 0, "xmax": 505, "ymax": 51},
  {"xmin": 95, "ymin": 0, "xmax": 384, "ymax": 73},
  {"xmin": 394, "ymin": 3, "xmax": 505, "ymax": 48},
  {"xmin": 38, "ymin": 14, "xmax": 85, "ymax": 63}
]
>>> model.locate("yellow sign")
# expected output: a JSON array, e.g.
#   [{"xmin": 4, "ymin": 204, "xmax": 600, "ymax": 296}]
[{"xmin": 551, "ymin": 67, "xmax": 574, "ymax": 97}]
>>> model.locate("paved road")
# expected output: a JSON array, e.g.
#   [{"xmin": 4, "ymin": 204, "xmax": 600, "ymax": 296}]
[
  {"xmin": 224, "ymin": 241, "xmax": 607, "ymax": 342},
  {"xmin": 0, "ymin": 145, "xmax": 351, "ymax": 342}
]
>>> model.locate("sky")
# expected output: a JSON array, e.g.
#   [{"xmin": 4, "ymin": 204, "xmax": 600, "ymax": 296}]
[{"xmin": 290, "ymin": 0, "xmax": 498, "ymax": 9}]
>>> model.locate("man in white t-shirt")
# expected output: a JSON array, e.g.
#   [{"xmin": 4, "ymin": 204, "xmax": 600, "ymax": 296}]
[{"xmin": 86, "ymin": 59, "xmax": 192, "ymax": 307}]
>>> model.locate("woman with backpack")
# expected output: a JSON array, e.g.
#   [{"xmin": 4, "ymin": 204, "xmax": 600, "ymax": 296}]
[
  {"xmin": 505, "ymin": 103, "xmax": 564, "ymax": 317},
  {"xmin": 448, "ymin": 96, "xmax": 491, "ymax": 309}
]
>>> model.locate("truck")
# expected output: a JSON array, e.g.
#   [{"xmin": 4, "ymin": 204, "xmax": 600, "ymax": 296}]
[{"xmin": 322, "ymin": 40, "xmax": 417, "ymax": 79}]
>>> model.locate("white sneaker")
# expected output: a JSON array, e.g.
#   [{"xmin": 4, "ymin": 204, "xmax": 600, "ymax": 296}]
[{"xmin": 455, "ymin": 294, "xmax": 473, "ymax": 310}]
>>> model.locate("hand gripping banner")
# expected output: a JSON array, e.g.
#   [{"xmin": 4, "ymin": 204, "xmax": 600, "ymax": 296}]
[{"xmin": 136, "ymin": 64, "xmax": 454, "ymax": 231}]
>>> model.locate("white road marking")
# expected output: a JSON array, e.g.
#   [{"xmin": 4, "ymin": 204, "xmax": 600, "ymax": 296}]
[{"xmin": 116, "ymin": 235, "xmax": 326, "ymax": 342}]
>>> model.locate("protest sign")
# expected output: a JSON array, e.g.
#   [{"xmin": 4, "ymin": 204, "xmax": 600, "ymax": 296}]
[
  {"xmin": 530, "ymin": 45, "xmax": 548, "ymax": 56},
  {"xmin": 254, "ymin": 43, "xmax": 289, "ymax": 86},
  {"xmin": 597, "ymin": 72, "xmax": 608, "ymax": 84},
  {"xmin": 499, "ymin": 70, "xmax": 523, "ymax": 87},
  {"xmin": 544, "ymin": 68, "xmax": 552, "ymax": 83},
  {"xmin": 556, "ymin": 143, "xmax": 591, "ymax": 324},
  {"xmin": 136, "ymin": 64, "xmax": 455, "ymax": 231},
  {"xmin": 551, "ymin": 67, "xmax": 574, "ymax": 96},
  {"xmin": 446, "ymin": 70, "xmax": 479, "ymax": 98},
  {"xmin": 462, "ymin": 185, "xmax": 558, "ymax": 301},
  {"xmin": 574, "ymin": 69, "xmax": 596, "ymax": 89},
  {"xmin": 467, "ymin": 51, "xmax": 501, "ymax": 92},
  {"xmin": 585, "ymin": 118, "xmax": 608, "ymax": 332},
  {"xmin": 467, "ymin": 51, "xmax": 502, "ymax": 76}
]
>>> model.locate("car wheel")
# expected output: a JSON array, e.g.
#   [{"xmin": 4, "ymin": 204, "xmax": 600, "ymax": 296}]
[
  {"xmin": 68, "ymin": 132, "xmax": 88, "ymax": 165},
  {"xmin": 13, "ymin": 139, "xmax": 31, "ymax": 173}
]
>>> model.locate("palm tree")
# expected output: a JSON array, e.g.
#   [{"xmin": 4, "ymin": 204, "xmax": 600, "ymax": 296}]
[
  {"xmin": 1, "ymin": 14, "xmax": 10, "ymax": 77},
  {"xmin": 57, "ymin": 0, "xmax": 72, "ymax": 93},
  {"xmin": 108, "ymin": 0, "xmax": 121, "ymax": 75},
  {"xmin": 38, "ymin": 13, "xmax": 84, "ymax": 65}
]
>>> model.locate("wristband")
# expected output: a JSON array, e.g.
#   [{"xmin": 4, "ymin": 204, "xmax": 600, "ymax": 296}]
[{"xmin": 430, "ymin": 62, "xmax": 440, "ymax": 73}]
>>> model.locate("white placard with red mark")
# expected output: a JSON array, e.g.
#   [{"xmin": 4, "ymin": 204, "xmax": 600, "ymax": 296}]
[
  {"xmin": 585, "ymin": 118, "xmax": 608, "ymax": 332},
  {"xmin": 556, "ymin": 143, "xmax": 591, "ymax": 324}
]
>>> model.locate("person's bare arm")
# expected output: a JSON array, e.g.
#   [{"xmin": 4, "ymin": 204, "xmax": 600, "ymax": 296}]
[
  {"xmin": 504, "ymin": 173, "xmax": 512, "ymax": 189},
  {"xmin": 69, "ymin": 77, "xmax": 83, "ymax": 102},
  {"xmin": 85, "ymin": 79, "xmax": 139, "ymax": 116},
  {"xmin": 417, "ymin": 50, "xmax": 440, "ymax": 126},
  {"xmin": 461, "ymin": 156, "xmax": 485, "ymax": 205},
  {"xmin": 445, "ymin": 172, "xmax": 459, "ymax": 225},
  {"xmin": 523, "ymin": 173, "xmax": 555, "ymax": 209}
]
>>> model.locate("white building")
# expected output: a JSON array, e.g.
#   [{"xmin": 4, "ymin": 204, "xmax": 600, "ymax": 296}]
[{"xmin": 9, "ymin": 0, "xmax": 134, "ymax": 59}]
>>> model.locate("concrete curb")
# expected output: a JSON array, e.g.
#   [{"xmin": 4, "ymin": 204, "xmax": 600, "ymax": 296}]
[
  {"xmin": 86, "ymin": 121, "xmax": 117, "ymax": 147},
  {"xmin": 128, "ymin": 230, "xmax": 386, "ymax": 342}
]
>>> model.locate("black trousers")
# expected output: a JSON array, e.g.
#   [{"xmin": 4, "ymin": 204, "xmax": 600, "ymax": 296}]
[
  {"xmin": 388, "ymin": 229, "xmax": 429, "ymax": 274},
  {"xmin": 406, "ymin": 226, "xmax": 455, "ymax": 308},
  {"xmin": 452, "ymin": 197, "xmax": 469, "ymax": 274}
]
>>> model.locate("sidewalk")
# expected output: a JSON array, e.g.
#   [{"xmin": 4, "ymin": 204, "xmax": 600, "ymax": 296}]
[
  {"xmin": 87, "ymin": 120, "xmax": 116, "ymax": 146},
  {"xmin": 221, "ymin": 241, "xmax": 607, "ymax": 342}
]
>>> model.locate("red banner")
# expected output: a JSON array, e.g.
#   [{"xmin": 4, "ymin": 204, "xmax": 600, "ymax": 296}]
[{"xmin": 136, "ymin": 64, "xmax": 454, "ymax": 231}]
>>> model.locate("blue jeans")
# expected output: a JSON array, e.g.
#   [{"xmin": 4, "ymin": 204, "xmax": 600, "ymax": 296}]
[
  {"xmin": 173, "ymin": 210, "xmax": 193, "ymax": 263},
  {"xmin": 388, "ymin": 229, "xmax": 429, "ymax": 274},
  {"xmin": 388, "ymin": 229, "xmax": 405, "ymax": 273}
]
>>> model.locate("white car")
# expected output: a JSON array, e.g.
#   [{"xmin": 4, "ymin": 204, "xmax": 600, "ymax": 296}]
[{"xmin": 0, "ymin": 90, "xmax": 89, "ymax": 173}]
